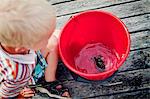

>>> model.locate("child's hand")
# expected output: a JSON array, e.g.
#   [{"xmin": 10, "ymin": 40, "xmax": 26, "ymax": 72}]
[
  {"xmin": 18, "ymin": 87, "xmax": 35, "ymax": 98},
  {"xmin": 47, "ymin": 35, "xmax": 58, "ymax": 52},
  {"xmin": 53, "ymin": 29, "xmax": 61, "ymax": 38}
]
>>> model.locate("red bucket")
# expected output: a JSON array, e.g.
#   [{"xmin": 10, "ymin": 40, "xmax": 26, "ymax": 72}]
[{"xmin": 59, "ymin": 10, "xmax": 130, "ymax": 80}]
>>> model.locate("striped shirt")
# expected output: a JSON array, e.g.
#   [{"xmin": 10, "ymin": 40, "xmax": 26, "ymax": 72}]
[{"xmin": 0, "ymin": 48, "xmax": 36, "ymax": 97}]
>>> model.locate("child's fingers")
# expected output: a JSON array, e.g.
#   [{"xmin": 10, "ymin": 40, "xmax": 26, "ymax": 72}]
[
  {"xmin": 23, "ymin": 93, "xmax": 35, "ymax": 97},
  {"xmin": 20, "ymin": 87, "xmax": 35, "ymax": 97},
  {"xmin": 20, "ymin": 91, "xmax": 35, "ymax": 97}
]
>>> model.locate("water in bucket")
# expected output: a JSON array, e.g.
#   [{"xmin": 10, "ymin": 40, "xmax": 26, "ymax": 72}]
[{"xmin": 74, "ymin": 43, "xmax": 120, "ymax": 74}]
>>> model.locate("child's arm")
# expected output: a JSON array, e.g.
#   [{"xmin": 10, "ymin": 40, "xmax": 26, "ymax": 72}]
[
  {"xmin": 46, "ymin": 29, "xmax": 60, "ymax": 53},
  {"xmin": 40, "ymin": 34, "xmax": 58, "ymax": 58},
  {"xmin": 40, "ymin": 30, "xmax": 59, "ymax": 82}
]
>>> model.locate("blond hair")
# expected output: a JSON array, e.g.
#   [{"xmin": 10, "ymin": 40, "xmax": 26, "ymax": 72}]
[{"xmin": 0, "ymin": 0, "xmax": 56, "ymax": 48}]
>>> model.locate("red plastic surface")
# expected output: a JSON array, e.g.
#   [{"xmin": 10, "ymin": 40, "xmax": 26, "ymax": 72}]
[{"xmin": 59, "ymin": 10, "xmax": 130, "ymax": 80}]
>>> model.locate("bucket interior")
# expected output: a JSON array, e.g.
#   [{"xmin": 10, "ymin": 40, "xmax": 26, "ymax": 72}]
[{"xmin": 59, "ymin": 11, "xmax": 130, "ymax": 79}]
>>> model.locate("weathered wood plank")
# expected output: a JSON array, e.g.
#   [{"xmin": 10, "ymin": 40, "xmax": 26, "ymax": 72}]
[
  {"xmin": 61, "ymin": 68, "xmax": 150, "ymax": 98},
  {"xmin": 91, "ymin": 89, "xmax": 150, "ymax": 99},
  {"xmin": 100, "ymin": 0, "xmax": 150, "ymax": 18},
  {"xmin": 55, "ymin": 0, "xmax": 150, "ymax": 31},
  {"xmin": 33, "ymin": 88, "xmax": 150, "ymax": 99},
  {"xmin": 57, "ymin": 48, "xmax": 150, "ymax": 81},
  {"xmin": 120, "ymin": 47, "xmax": 150, "ymax": 72},
  {"xmin": 130, "ymin": 30, "xmax": 150, "ymax": 50},
  {"xmin": 56, "ymin": 14, "xmax": 150, "ymax": 34},
  {"xmin": 54, "ymin": 0, "xmax": 143, "ymax": 16},
  {"xmin": 108, "ymin": 90, "xmax": 150, "ymax": 99},
  {"xmin": 33, "ymin": 65, "xmax": 150, "ymax": 98},
  {"xmin": 48, "ymin": 0, "xmax": 72, "ymax": 4},
  {"xmin": 123, "ymin": 14, "xmax": 150, "ymax": 32}
]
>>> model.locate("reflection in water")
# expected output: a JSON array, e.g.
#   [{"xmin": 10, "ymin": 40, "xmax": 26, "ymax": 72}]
[{"xmin": 74, "ymin": 43, "xmax": 120, "ymax": 74}]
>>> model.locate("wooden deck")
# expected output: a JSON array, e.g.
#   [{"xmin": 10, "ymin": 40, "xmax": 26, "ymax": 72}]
[{"xmin": 34, "ymin": 0, "xmax": 150, "ymax": 98}]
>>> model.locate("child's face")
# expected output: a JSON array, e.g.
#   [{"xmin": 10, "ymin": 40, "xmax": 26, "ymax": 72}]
[
  {"xmin": 2, "ymin": 41, "xmax": 47, "ymax": 54},
  {"xmin": 14, "ymin": 47, "xmax": 29, "ymax": 54},
  {"xmin": 1, "ymin": 45, "xmax": 29, "ymax": 54}
]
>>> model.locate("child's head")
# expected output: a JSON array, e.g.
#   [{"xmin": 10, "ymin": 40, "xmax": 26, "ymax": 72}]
[{"xmin": 0, "ymin": 0, "xmax": 56, "ymax": 50}]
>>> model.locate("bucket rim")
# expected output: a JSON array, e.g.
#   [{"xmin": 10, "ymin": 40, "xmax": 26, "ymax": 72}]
[{"xmin": 58, "ymin": 10, "xmax": 131, "ymax": 80}]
